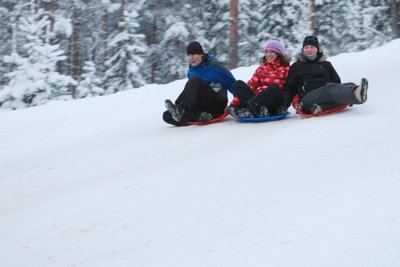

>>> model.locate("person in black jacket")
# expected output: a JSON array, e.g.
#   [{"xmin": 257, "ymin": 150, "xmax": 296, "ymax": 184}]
[
  {"xmin": 282, "ymin": 36, "xmax": 368, "ymax": 114},
  {"xmin": 163, "ymin": 41, "xmax": 236, "ymax": 126}
]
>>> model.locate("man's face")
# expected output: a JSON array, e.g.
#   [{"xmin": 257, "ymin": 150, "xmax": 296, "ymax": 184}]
[{"xmin": 187, "ymin": 54, "xmax": 203, "ymax": 66}]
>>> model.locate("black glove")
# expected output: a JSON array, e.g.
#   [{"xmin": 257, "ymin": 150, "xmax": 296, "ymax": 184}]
[{"xmin": 210, "ymin": 82, "xmax": 223, "ymax": 93}]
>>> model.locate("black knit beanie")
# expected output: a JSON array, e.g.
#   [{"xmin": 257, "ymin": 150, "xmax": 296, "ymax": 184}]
[
  {"xmin": 303, "ymin": 35, "xmax": 320, "ymax": 51},
  {"xmin": 186, "ymin": 41, "xmax": 204, "ymax": 55}
]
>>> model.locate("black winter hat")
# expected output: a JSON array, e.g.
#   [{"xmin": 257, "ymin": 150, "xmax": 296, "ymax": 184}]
[
  {"xmin": 186, "ymin": 41, "xmax": 204, "ymax": 55},
  {"xmin": 303, "ymin": 35, "xmax": 320, "ymax": 51}
]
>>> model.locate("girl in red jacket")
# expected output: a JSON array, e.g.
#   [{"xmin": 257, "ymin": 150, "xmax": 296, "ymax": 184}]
[{"xmin": 229, "ymin": 39, "xmax": 291, "ymax": 117}]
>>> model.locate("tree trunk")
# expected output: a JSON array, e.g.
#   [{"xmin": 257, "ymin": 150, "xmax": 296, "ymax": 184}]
[
  {"xmin": 310, "ymin": 0, "xmax": 316, "ymax": 34},
  {"xmin": 119, "ymin": 0, "xmax": 125, "ymax": 33},
  {"xmin": 229, "ymin": 0, "xmax": 239, "ymax": 69},
  {"xmin": 150, "ymin": 17, "xmax": 157, "ymax": 84},
  {"xmin": 70, "ymin": 6, "xmax": 81, "ymax": 98},
  {"xmin": 172, "ymin": 0, "xmax": 182, "ymax": 81},
  {"xmin": 102, "ymin": 6, "xmax": 109, "ymax": 71},
  {"xmin": 39, "ymin": 0, "xmax": 56, "ymax": 44},
  {"xmin": 391, "ymin": 0, "xmax": 400, "ymax": 39},
  {"xmin": 39, "ymin": 0, "xmax": 56, "ymax": 29}
]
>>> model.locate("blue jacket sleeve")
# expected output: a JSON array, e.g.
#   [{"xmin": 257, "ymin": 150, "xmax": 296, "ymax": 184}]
[{"xmin": 214, "ymin": 68, "xmax": 236, "ymax": 96}]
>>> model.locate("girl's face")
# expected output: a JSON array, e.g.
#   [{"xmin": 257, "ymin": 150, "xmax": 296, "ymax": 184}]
[
  {"xmin": 187, "ymin": 54, "xmax": 203, "ymax": 66},
  {"xmin": 264, "ymin": 50, "xmax": 278, "ymax": 62},
  {"xmin": 303, "ymin": 45, "xmax": 318, "ymax": 56}
]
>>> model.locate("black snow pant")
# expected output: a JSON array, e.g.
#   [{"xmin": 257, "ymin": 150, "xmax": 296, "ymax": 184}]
[
  {"xmin": 163, "ymin": 76, "xmax": 227, "ymax": 125},
  {"xmin": 176, "ymin": 75, "xmax": 227, "ymax": 115},
  {"xmin": 233, "ymin": 80, "xmax": 283, "ymax": 116},
  {"xmin": 301, "ymin": 82, "xmax": 360, "ymax": 114}
]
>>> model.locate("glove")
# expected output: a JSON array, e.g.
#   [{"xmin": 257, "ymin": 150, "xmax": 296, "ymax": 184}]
[
  {"xmin": 293, "ymin": 103, "xmax": 302, "ymax": 113},
  {"xmin": 229, "ymin": 96, "xmax": 240, "ymax": 107},
  {"xmin": 210, "ymin": 82, "xmax": 223, "ymax": 93},
  {"xmin": 292, "ymin": 95, "xmax": 300, "ymax": 106},
  {"xmin": 291, "ymin": 94, "xmax": 302, "ymax": 113}
]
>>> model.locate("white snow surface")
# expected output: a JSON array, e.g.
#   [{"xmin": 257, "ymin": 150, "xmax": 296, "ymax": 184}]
[{"xmin": 1, "ymin": 40, "xmax": 400, "ymax": 267}]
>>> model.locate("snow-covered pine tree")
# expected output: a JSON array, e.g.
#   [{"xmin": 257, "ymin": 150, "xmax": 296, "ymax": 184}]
[
  {"xmin": 256, "ymin": 1, "xmax": 283, "ymax": 45},
  {"xmin": 100, "ymin": 0, "xmax": 112, "ymax": 75},
  {"xmin": 314, "ymin": 0, "xmax": 348, "ymax": 55},
  {"xmin": 200, "ymin": 0, "xmax": 231, "ymax": 65},
  {"xmin": 140, "ymin": 0, "xmax": 165, "ymax": 84},
  {"xmin": 183, "ymin": 1, "xmax": 208, "ymax": 47},
  {"xmin": 0, "ymin": 2, "xmax": 15, "ymax": 87},
  {"xmin": 238, "ymin": 0, "xmax": 264, "ymax": 66},
  {"xmin": 41, "ymin": 1, "xmax": 73, "ymax": 77},
  {"xmin": 238, "ymin": 0, "xmax": 309, "ymax": 65},
  {"xmin": 0, "ymin": 10, "xmax": 75, "ymax": 110},
  {"xmin": 391, "ymin": 0, "xmax": 400, "ymax": 38},
  {"xmin": 280, "ymin": 0, "xmax": 310, "ymax": 55},
  {"xmin": 74, "ymin": 0, "xmax": 112, "ymax": 77},
  {"xmin": 256, "ymin": 0, "xmax": 309, "ymax": 57},
  {"xmin": 76, "ymin": 61, "xmax": 104, "ymax": 98},
  {"xmin": 362, "ymin": 0, "xmax": 393, "ymax": 48},
  {"xmin": 333, "ymin": 0, "xmax": 371, "ymax": 53},
  {"xmin": 314, "ymin": 0, "xmax": 391, "ymax": 55},
  {"xmin": 229, "ymin": 0, "xmax": 239, "ymax": 69},
  {"xmin": 132, "ymin": 0, "xmax": 153, "ymax": 85},
  {"xmin": 157, "ymin": 16, "xmax": 189, "ymax": 83},
  {"xmin": 156, "ymin": 0, "xmax": 189, "ymax": 83},
  {"xmin": 104, "ymin": 0, "xmax": 147, "ymax": 92},
  {"xmin": 140, "ymin": 10, "xmax": 157, "ymax": 84}
]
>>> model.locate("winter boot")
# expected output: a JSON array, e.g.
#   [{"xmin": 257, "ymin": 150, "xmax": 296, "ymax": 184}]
[
  {"xmin": 276, "ymin": 105, "xmax": 288, "ymax": 115},
  {"xmin": 228, "ymin": 106, "xmax": 238, "ymax": 117},
  {"xmin": 258, "ymin": 106, "xmax": 270, "ymax": 117},
  {"xmin": 198, "ymin": 112, "xmax": 213, "ymax": 122},
  {"xmin": 311, "ymin": 103, "xmax": 323, "ymax": 115},
  {"xmin": 353, "ymin": 78, "xmax": 368, "ymax": 104},
  {"xmin": 236, "ymin": 107, "xmax": 254, "ymax": 118},
  {"xmin": 165, "ymin": 99, "xmax": 184, "ymax": 122},
  {"xmin": 360, "ymin": 78, "xmax": 368, "ymax": 103}
]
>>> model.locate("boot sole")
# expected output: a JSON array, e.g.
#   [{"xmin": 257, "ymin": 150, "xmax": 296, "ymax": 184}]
[
  {"xmin": 165, "ymin": 99, "xmax": 181, "ymax": 122},
  {"xmin": 361, "ymin": 78, "xmax": 368, "ymax": 103}
]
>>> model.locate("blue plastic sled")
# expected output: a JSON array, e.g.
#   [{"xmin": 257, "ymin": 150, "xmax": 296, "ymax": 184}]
[{"xmin": 235, "ymin": 112, "xmax": 290, "ymax": 122}]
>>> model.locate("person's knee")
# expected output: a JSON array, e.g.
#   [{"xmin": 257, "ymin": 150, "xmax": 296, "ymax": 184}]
[
  {"xmin": 186, "ymin": 76, "xmax": 206, "ymax": 89},
  {"xmin": 233, "ymin": 80, "xmax": 247, "ymax": 89},
  {"xmin": 267, "ymin": 84, "xmax": 281, "ymax": 92},
  {"xmin": 233, "ymin": 80, "xmax": 251, "ymax": 95}
]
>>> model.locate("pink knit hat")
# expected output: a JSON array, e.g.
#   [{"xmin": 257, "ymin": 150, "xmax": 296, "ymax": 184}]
[{"xmin": 262, "ymin": 40, "xmax": 285, "ymax": 54}]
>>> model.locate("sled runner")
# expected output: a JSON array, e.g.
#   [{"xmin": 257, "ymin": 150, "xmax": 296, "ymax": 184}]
[
  {"xmin": 163, "ymin": 109, "xmax": 229, "ymax": 126},
  {"xmin": 233, "ymin": 112, "xmax": 290, "ymax": 122},
  {"xmin": 187, "ymin": 109, "xmax": 229, "ymax": 125},
  {"xmin": 298, "ymin": 105, "xmax": 349, "ymax": 118}
]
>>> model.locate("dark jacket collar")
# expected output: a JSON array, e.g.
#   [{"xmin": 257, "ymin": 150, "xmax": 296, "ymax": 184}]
[{"xmin": 295, "ymin": 52, "xmax": 327, "ymax": 63}]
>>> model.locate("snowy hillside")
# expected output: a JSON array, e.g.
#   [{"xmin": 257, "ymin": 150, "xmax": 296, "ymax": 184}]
[{"xmin": 1, "ymin": 40, "xmax": 400, "ymax": 267}]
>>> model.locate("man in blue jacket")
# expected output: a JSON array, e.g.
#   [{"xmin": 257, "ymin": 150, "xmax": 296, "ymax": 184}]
[{"xmin": 163, "ymin": 41, "xmax": 236, "ymax": 126}]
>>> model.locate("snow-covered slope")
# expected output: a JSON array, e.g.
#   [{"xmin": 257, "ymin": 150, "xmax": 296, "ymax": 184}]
[{"xmin": 1, "ymin": 40, "xmax": 400, "ymax": 267}]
